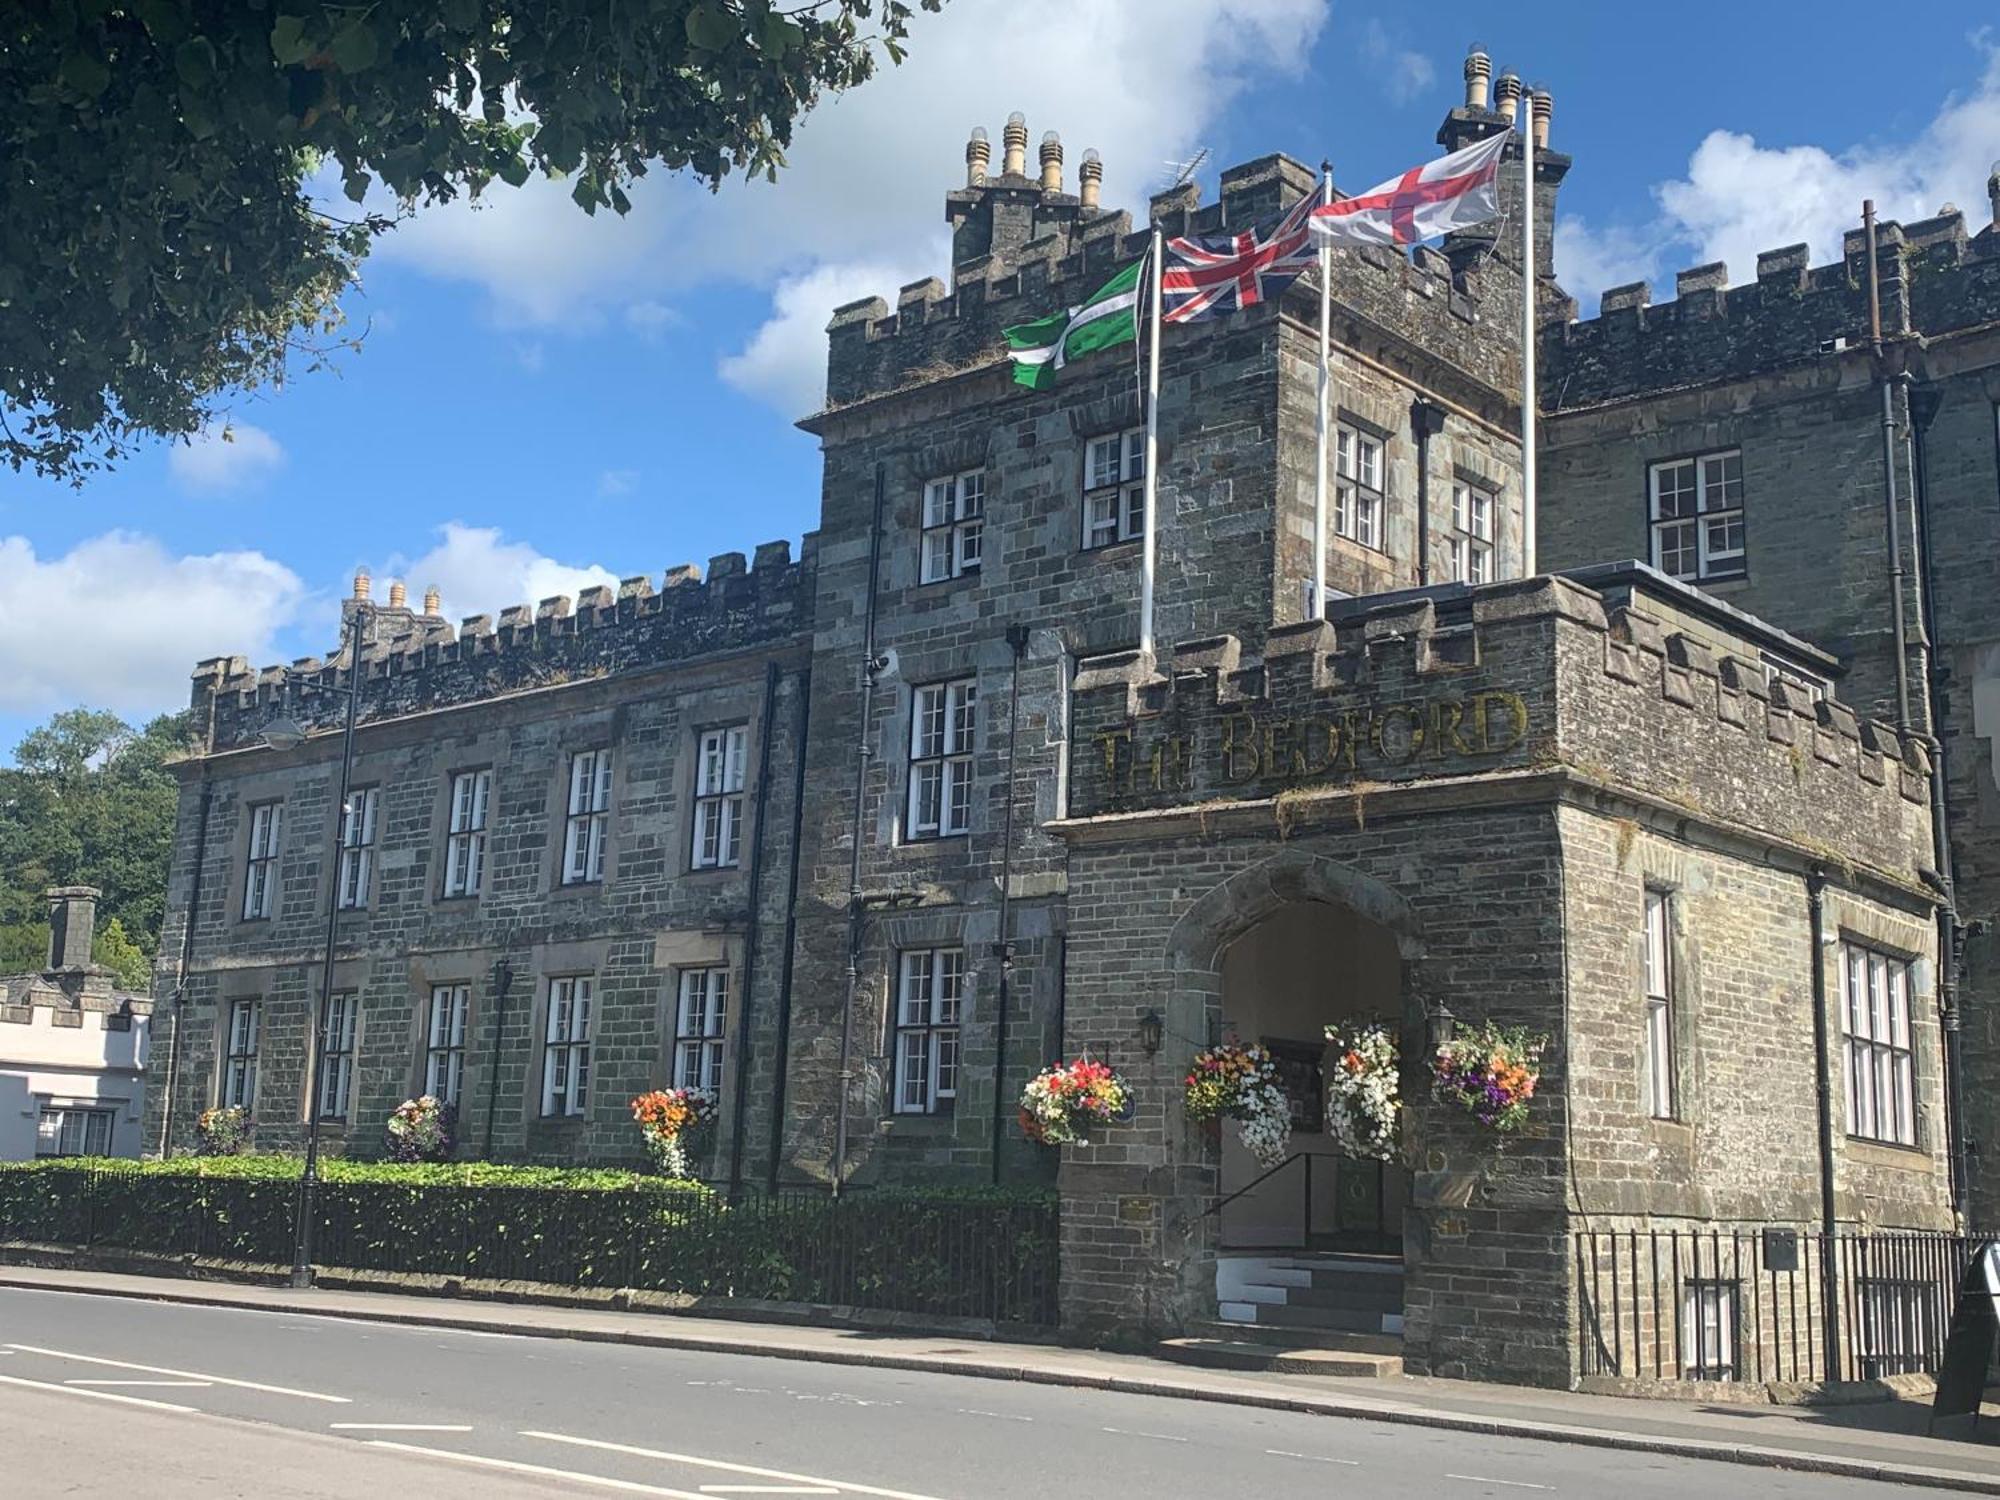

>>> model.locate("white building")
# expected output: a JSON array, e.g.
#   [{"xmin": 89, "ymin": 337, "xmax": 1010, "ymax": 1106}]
[{"xmin": 0, "ymin": 888, "xmax": 150, "ymax": 1160}]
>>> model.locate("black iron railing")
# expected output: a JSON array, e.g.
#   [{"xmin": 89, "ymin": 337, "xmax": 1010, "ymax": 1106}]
[
  {"xmin": 0, "ymin": 1168, "xmax": 1059, "ymax": 1326},
  {"xmin": 1575, "ymin": 1226, "xmax": 1971, "ymax": 1385}
]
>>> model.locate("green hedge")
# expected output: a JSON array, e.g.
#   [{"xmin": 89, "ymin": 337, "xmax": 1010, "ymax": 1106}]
[{"xmin": 0, "ymin": 1160, "xmax": 1058, "ymax": 1324}]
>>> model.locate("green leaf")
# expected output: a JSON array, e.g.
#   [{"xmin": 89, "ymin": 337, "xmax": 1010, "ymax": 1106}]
[
  {"xmin": 58, "ymin": 49, "xmax": 111, "ymax": 99},
  {"xmin": 761, "ymin": 15, "xmax": 802, "ymax": 56},
  {"xmin": 684, "ymin": 4, "xmax": 738, "ymax": 51},
  {"xmin": 269, "ymin": 15, "xmax": 313, "ymax": 67},
  {"xmin": 173, "ymin": 37, "xmax": 218, "ymax": 88},
  {"xmin": 330, "ymin": 21, "xmax": 380, "ymax": 74},
  {"xmin": 495, "ymin": 153, "xmax": 530, "ymax": 187}
]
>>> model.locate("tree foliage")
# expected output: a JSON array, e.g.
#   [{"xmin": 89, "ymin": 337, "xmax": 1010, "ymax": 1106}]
[
  {"xmin": 3, "ymin": 1, "xmax": 941, "ymax": 483},
  {"xmin": 0, "ymin": 707, "xmax": 195, "ymax": 986}
]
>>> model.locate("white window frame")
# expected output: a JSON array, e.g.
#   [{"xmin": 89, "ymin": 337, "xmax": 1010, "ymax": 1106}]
[
  {"xmin": 1762, "ymin": 655, "xmax": 1829, "ymax": 704},
  {"xmin": 1082, "ymin": 427, "xmax": 1146, "ymax": 550},
  {"xmin": 1642, "ymin": 888, "xmax": 1676, "ymax": 1120},
  {"xmin": 541, "ymin": 975, "xmax": 593, "ymax": 1118},
  {"xmin": 1649, "ymin": 449, "xmax": 1745, "ymax": 582},
  {"xmin": 315, "ymin": 992, "xmax": 358, "ymax": 1122},
  {"xmin": 1842, "ymin": 942, "xmax": 1917, "ymax": 1147},
  {"xmin": 222, "ymin": 998, "xmax": 261, "ymax": 1110},
  {"xmin": 893, "ymin": 948, "xmax": 964, "ymax": 1115},
  {"xmin": 1448, "ymin": 481, "xmax": 1495, "ymax": 584},
  {"xmin": 920, "ymin": 470, "xmax": 985, "ymax": 584},
  {"xmin": 561, "ymin": 750, "xmax": 612, "ymax": 885},
  {"xmin": 1681, "ymin": 1280, "xmax": 1740, "ymax": 1381},
  {"xmin": 444, "ymin": 770, "xmax": 491, "ymax": 898},
  {"xmin": 36, "ymin": 1107, "xmax": 115, "ymax": 1158},
  {"xmin": 243, "ymin": 803, "xmax": 282, "ymax": 920},
  {"xmin": 691, "ymin": 726, "xmax": 748, "ymax": 870},
  {"xmin": 426, "ymin": 983, "xmax": 470, "ymax": 1105},
  {"xmin": 1334, "ymin": 424, "xmax": 1385, "ymax": 552},
  {"xmin": 673, "ymin": 969, "xmax": 728, "ymax": 1095},
  {"xmin": 906, "ymin": 679, "xmax": 975, "ymax": 840},
  {"xmin": 336, "ymin": 786, "xmax": 379, "ymax": 911}
]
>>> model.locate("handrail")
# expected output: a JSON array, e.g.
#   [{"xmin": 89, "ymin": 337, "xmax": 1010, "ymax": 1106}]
[{"xmin": 1202, "ymin": 1151, "xmax": 1306, "ymax": 1219}]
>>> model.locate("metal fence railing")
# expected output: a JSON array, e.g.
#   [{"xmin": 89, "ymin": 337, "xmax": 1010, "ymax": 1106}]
[
  {"xmin": 0, "ymin": 1168, "xmax": 1060, "ymax": 1327},
  {"xmin": 1575, "ymin": 1226, "xmax": 1972, "ymax": 1385}
]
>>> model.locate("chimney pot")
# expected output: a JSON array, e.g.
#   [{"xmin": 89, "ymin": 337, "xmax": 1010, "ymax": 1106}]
[
  {"xmin": 422, "ymin": 585, "xmax": 441, "ymax": 616},
  {"xmin": 387, "ymin": 580, "xmax": 407, "ymax": 610},
  {"xmin": 1988, "ymin": 160, "xmax": 2000, "ymax": 227},
  {"xmin": 966, "ymin": 125, "xmax": 990, "ymax": 186},
  {"xmin": 1530, "ymin": 85, "xmax": 1552, "ymax": 150},
  {"xmin": 1494, "ymin": 71, "xmax": 1521, "ymax": 124},
  {"xmin": 353, "ymin": 568, "xmax": 371, "ymax": 601},
  {"xmin": 1039, "ymin": 130, "xmax": 1063, "ymax": 193},
  {"xmin": 45, "ymin": 886, "xmax": 99, "ymax": 974},
  {"xmin": 1079, "ymin": 147, "xmax": 1103, "ymax": 211},
  {"xmin": 1463, "ymin": 44, "xmax": 1491, "ymax": 110},
  {"xmin": 1002, "ymin": 111, "xmax": 1028, "ymax": 178}
]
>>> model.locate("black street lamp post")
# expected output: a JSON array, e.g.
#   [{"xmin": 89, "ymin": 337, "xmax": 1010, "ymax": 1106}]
[{"xmin": 259, "ymin": 601, "xmax": 369, "ymax": 1290}]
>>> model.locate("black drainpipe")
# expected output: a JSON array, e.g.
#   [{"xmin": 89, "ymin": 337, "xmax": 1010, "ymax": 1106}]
[
  {"xmin": 1807, "ymin": 866, "xmax": 1840, "ymax": 1371},
  {"xmin": 726, "ymin": 659, "xmax": 783, "ymax": 1198},
  {"xmin": 1905, "ymin": 388, "xmax": 1972, "ymax": 1224},
  {"xmin": 1410, "ymin": 399, "xmax": 1447, "ymax": 586},
  {"xmin": 157, "ymin": 774, "xmax": 213, "ymax": 1158},
  {"xmin": 833, "ymin": 464, "xmax": 889, "ymax": 1196},
  {"xmin": 1864, "ymin": 201, "xmax": 1914, "ymax": 731},
  {"xmin": 765, "ymin": 663, "xmax": 813, "ymax": 1193},
  {"xmin": 481, "ymin": 957, "xmax": 515, "ymax": 1160},
  {"xmin": 990, "ymin": 624, "xmax": 1029, "ymax": 1184}
]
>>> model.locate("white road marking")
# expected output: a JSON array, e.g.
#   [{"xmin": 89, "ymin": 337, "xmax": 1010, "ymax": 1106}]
[
  {"xmin": 523, "ymin": 1431, "xmax": 952, "ymax": 1500},
  {"xmin": 4, "ymin": 1342, "xmax": 350, "ymax": 1403},
  {"xmin": 1445, "ymin": 1476, "xmax": 1552, "ymax": 1491},
  {"xmin": 366, "ymin": 1442, "xmax": 708, "ymax": 1498},
  {"xmin": 65, "ymin": 1379, "xmax": 213, "ymax": 1389},
  {"xmin": 698, "ymin": 1489, "xmax": 841, "ymax": 1496},
  {"xmin": 0, "ymin": 1371, "xmax": 197, "ymax": 1414},
  {"xmin": 1100, "ymin": 1426, "xmax": 1189, "ymax": 1443},
  {"xmin": 329, "ymin": 1422, "xmax": 475, "ymax": 1432},
  {"xmin": 956, "ymin": 1408, "xmax": 1031, "ymax": 1422},
  {"xmin": 1265, "ymin": 1449, "xmax": 1360, "ymax": 1466}
]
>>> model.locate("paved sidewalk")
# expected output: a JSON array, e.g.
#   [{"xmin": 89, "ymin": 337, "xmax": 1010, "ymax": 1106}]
[{"xmin": 0, "ymin": 1262, "xmax": 1993, "ymax": 1493}]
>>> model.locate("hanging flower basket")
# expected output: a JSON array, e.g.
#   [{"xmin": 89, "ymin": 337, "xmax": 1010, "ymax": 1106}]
[
  {"xmin": 194, "ymin": 1105, "xmax": 249, "ymax": 1157},
  {"xmin": 1431, "ymin": 1021, "xmax": 1547, "ymax": 1133},
  {"xmin": 1019, "ymin": 1058, "xmax": 1131, "ymax": 1147},
  {"xmin": 384, "ymin": 1095, "xmax": 457, "ymax": 1162},
  {"xmin": 630, "ymin": 1087, "xmax": 717, "ymax": 1179},
  {"xmin": 1183, "ymin": 1039, "xmax": 1292, "ymax": 1170},
  {"xmin": 1324, "ymin": 1021, "xmax": 1401, "ymax": 1161}
]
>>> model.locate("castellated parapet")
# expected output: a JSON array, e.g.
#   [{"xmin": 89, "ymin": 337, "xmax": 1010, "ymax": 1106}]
[
  {"xmin": 1546, "ymin": 204, "xmax": 2000, "ymax": 408},
  {"xmin": 190, "ymin": 537, "xmax": 816, "ymax": 753},
  {"xmin": 1067, "ymin": 568, "xmax": 1933, "ymax": 885}
]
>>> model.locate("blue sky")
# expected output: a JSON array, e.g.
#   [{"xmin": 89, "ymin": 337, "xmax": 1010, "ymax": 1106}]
[{"xmin": 3, "ymin": 0, "xmax": 1997, "ymax": 757}]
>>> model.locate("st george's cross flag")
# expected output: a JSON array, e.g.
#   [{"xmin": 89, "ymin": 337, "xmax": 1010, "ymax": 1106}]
[
  {"xmin": 1003, "ymin": 258, "xmax": 1143, "ymax": 389},
  {"xmin": 1310, "ymin": 130, "xmax": 1508, "ymax": 247},
  {"xmin": 1159, "ymin": 190, "xmax": 1318, "ymax": 324}
]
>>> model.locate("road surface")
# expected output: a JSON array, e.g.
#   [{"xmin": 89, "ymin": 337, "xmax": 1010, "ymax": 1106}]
[{"xmin": 0, "ymin": 1286, "xmax": 1933, "ymax": 1498}]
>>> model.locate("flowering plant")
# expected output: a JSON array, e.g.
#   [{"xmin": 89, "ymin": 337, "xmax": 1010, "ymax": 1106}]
[
  {"xmin": 194, "ymin": 1105, "xmax": 248, "ymax": 1156},
  {"xmin": 1324, "ymin": 1022, "xmax": 1401, "ymax": 1161},
  {"xmin": 630, "ymin": 1087, "xmax": 716, "ymax": 1178},
  {"xmin": 1183, "ymin": 1039, "xmax": 1291, "ymax": 1169},
  {"xmin": 1432, "ymin": 1021, "xmax": 1546, "ymax": 1132},
  {"xmin": 384, "ymin": 1096, "xmax": 456, "ymax": 1162},
  {"xmin": 1019, "ymin": 1057, "xmax": 1131, "ymax": 1147}
]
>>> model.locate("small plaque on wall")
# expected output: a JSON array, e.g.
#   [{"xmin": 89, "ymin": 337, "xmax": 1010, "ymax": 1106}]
[{"xmin": 1762, "ymin": 1228, "xmax": 1800, "ymax": 1273}]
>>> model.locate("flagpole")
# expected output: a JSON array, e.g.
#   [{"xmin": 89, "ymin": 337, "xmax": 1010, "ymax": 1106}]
[
  {"xmin": 1519, "ymin": 91, "xmax": 1538, "ymax": 578},
  {"xmin": 1140, "ymin": 225, "xmax": 1163, "ymax": 659},
  {"xmin": 1314, "ymin": 161, "xmax": 1332, "ymax": 621}
]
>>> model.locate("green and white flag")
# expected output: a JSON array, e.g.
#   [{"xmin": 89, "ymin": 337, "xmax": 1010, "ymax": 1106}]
[{"xmin": 1003, "ymin": 258, "xmax": 1143, "ymax": 390}]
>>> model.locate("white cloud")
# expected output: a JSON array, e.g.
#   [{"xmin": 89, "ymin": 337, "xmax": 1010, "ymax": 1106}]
[
  {"xmin": 1361, "ymin": 20, "xmax": 1435, "ymax": 107},
  {"xmin": 167, "ymin": 420, "xmax": 287, "ymax": 494},
  {"xmin": 719, "ymin": 259, "xmax": 930, "ymax": 416},
  {"xmin": 597, "ymin": 468, "xmax": 640, "ymax": 498},
  {"xmin": 0, "ymin": 533, "xmax": 305, "ymax": 716},
  {"xmin": 382, "ymin": 522, "xmax": 620, "ymax": 622},
  {"xmin": 1557, "ymin": 39, "xmax": 2000, "ymax": 309}
]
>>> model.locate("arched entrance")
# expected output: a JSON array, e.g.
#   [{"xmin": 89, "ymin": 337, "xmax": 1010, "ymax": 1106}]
[{"xmin": 1217, "ymin": 902, "xmax": 1406, "ymax": 1250}]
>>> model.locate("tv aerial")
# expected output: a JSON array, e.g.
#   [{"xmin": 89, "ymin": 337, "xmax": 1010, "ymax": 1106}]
[{"xmin": 1164, "ymin": 147, "xmax": 1209, "ymax": 188}]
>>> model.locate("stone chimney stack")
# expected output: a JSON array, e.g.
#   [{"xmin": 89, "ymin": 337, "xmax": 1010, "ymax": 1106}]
[
  {"xmin": 1039, "ymin": 131, "xmax": 1064, "ymax": 193},
  {"xmin": 965, "ymin": 126, "xmax": 990, "ymax": 187},
  {"xmin": 1463, "ymin": 44, "xmax": 1491, "ymax": 110},
  {"xmin": 1079, "ymin": 148, "xmax": 1103, "ymax": 210},
  {"xmin": 45, "ymin": 886, "xmax": 98, "ymax": 973},
  {"xmin": 1530, "ymin": 86, "xmax": 1552, "ymax": 150},
  {"xmin": 1494, "ymin": 70, "xmax": 1521, "ymax": 124},
  {"xmin": 422, "ymin": 585, "xmax": 441, "ymax": 617},
  {"xmin": 353, "ymin": 568, "xmax": 371, "ymax": 601},
  {"xmin": 1002, "ymin": 111, "xmax": 1028, "ymax": 178},
  {"xmin": 387, "ymin": 580, "xmax": 407, "ymax": 610},
  {"xmin": 1989, "ymin": 160, "xmax": 2000, "ymax": 228}
]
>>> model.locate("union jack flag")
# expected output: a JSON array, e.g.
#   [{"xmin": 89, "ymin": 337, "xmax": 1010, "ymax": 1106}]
[{"xmin": 1160, "ymin": 190, "xmax": 1318, "ymax": 324}]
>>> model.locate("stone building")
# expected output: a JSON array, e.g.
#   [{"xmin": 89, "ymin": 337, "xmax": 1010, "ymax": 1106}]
[{"xmin": 144, "ymin": 53, "xmax": 1982, "ymax": 1386}]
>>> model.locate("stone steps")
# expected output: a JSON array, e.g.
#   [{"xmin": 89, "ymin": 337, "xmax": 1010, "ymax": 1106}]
[
  {"xmin": 1187, "ymin": 1318, "xmax": 1405, "ymax": 1354},
  {"xmin": 1157, "ymin": 1332, "xmax": 1404, "ymax": 1379}
]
